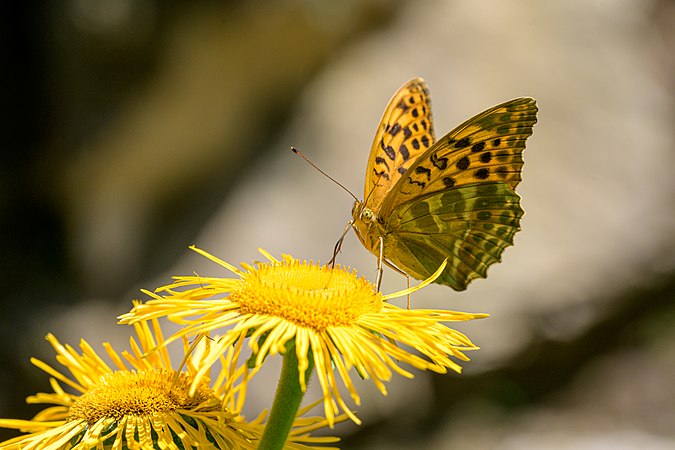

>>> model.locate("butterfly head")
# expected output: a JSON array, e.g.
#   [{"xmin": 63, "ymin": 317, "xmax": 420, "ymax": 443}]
[
  {"xmin": 351, "ymin": 200, "xmax": 375, "ymax": 223},
  {"xmin": 351, "ymin": 200, "xmax": 382, "ymax": 253}
]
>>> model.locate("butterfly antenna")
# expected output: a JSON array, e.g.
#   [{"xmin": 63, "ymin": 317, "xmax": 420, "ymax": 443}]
[
  {"xmin": 362, "ymin": 171, "xmax": 385, "ymax": 206},
  {"xmin": 291, "ymin": 147, "xmax": 358, "ymax": 202}
]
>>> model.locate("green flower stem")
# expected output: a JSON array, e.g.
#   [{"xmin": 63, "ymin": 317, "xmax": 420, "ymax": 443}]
[{"xmin": 258, "ymin": 347, "xmax": 314, "ymax": 450}]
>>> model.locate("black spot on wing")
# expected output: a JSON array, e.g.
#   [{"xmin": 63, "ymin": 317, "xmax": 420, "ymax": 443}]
[
  {"xmin": 400, "ymin": 144, "xmax": 410, "ymax": 161},
  {"xmin": 454, "ymin": 138, "xmax": 471, "ymax": 149},
  {"xmin": 474, "ymin": 168, "xmax": 489, "ymax": 179},
  {"xmin": 471, "ymin": 142, "xmax": 485, "ymax": 153},
  {"xmin": 375, "ymin": 156, "xmax": 389, "ymax": 169},
  {"xmin": 430, "ymin": 152, "xmax": 448, "ymax": 170},
  {"xmin": 407, "ymin": 177, "xmax": 425, "ymax": 188},
  {"xmin": 382, "ymin": 144, "xmax": 396, "ymax": 160},
  {"xmin": 374, "ymin": 170, "xmax": 390, "ymax": 180},
  {"xmin": 415, "ymin": 166, "xmax": 432, "ymax": 180}
]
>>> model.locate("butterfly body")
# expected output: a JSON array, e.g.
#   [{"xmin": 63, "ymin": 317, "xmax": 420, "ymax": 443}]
[{"xmin": 352, "ymin": 78, "xmax": 537, "ymax": 291}]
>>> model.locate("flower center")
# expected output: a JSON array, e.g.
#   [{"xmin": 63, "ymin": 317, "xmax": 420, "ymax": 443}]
[
  {"xmin": 231, "ymin": 261, "xmax": 383, "ymax": 329},
  {"xmin": 68, "ymin": 369, "xmax": 216, "ymax": 424}
]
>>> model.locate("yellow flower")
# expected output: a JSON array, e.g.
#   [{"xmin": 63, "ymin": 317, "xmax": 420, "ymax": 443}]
[
  {"xmin": 120, "ymin": 247, "xmax": 487, "ymax": 427},
  {"xmin": 0, "ymin": 318, "xmax": 341, "ymax": 450}
]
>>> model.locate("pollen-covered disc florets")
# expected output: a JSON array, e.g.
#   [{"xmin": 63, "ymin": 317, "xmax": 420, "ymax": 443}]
[
  {"xmin": 233, "ymin": 260, "xmax": 382, "ymax": 329},
  {"xmin": 67, "ymin": 369, "xmax": 216, "ymax": 424}
]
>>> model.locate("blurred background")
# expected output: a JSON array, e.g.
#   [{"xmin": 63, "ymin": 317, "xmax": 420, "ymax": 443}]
[{"xmin": 3, "ymin": 0, "xmax": 675, "ymax": 448}]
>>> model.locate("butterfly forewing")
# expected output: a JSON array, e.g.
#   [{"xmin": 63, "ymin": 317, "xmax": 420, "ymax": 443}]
[
  {"xmin": 385, "ymin": 182, "xmax": 523, "ymax": 289},
  {"xmin": 364, "ymin": 78, "xmax": 436, "ymax": 214},
  {"xmin": 380, "ymin": 97, "xmax": 537, "ymax": 216}
]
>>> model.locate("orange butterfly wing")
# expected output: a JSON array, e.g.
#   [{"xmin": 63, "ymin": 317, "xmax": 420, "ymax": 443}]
[{"xmin": 363, "ymin": 78, "xmax": 436, "ymax": 214}]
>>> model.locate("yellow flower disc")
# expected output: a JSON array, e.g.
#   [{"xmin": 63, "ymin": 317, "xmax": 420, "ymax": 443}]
[
  {"xmin": 68, "ymin": 368, "xmax": 215, "ymax": 424},
  {"xmin": 232, "ymin": 261, "xmax": 383, "ymax": 330}
]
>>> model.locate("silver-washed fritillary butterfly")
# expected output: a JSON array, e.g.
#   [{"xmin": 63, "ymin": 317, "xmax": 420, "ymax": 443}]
[{"xmin": 350, "ymin": 77, "xmax": 537, "ymax": 290}]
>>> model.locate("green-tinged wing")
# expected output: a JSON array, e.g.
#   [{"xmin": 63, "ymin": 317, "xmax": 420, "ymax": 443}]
[
  {"xmin": 380, "ymin": 97, "xmax": 537, "ymax": 216},
  {"xmin": 384, "ymin": 181, "xmax": 523, "ymax": 290}
]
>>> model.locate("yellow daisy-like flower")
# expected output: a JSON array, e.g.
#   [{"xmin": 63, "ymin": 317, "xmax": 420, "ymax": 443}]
[
  {"xmin": 120, "ymin": 247, "xmax": 487, "ymax": 426},
  {"xmin": 0, "ymin": 318, "xmax": 341, "ymax": 450}
]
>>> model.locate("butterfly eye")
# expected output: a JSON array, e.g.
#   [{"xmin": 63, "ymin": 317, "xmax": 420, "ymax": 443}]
[{"xmin": 361, "ymin": 208, "xmax": 374, "ymax": 222}]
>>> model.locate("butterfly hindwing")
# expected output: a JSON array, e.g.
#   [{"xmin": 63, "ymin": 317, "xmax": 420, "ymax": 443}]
[
  {"xmin": 381, "ymin": 97, "xmax": 537, "ymax": 216},
  {"xmin": 385, "ymin": 182, "xmax": 523, "ymax": 290},
  {"xmin": 364, "ymin": 78, "xmax": 436, "ymax": 213}
]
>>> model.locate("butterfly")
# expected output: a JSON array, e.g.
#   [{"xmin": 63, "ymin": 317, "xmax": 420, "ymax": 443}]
[{"xmin": 348, "ymin": 77, "xmax": 537, "ymax": 291}]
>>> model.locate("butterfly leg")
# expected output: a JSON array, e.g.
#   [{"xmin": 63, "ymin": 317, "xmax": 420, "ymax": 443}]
[
  {"xmin": 406, "ymin": 275, "xmax": 411, "ymax": 309},
  {"xmin": 372, "ymin": 236, "xmax": 412, "ymax": 305},
  {"xmin": 379, "ymin": 258, "xmax": 413, "ymax": 306},
  {"xmin": 376, "ymin": 236, "xmax": 384, "ymax": 291},
  {"xmin": 328, "ymin": 219, "xmax": 354, "ymax": 268}
]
